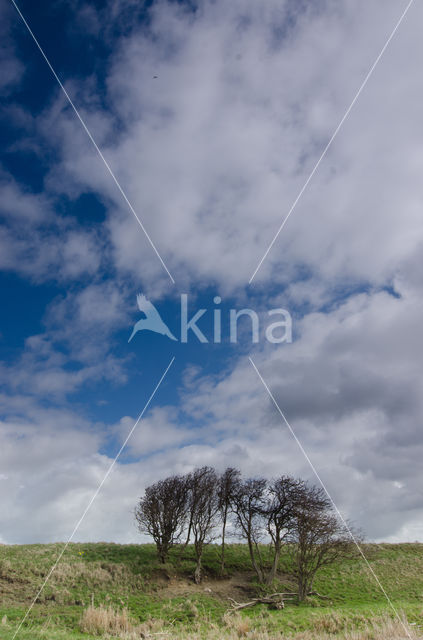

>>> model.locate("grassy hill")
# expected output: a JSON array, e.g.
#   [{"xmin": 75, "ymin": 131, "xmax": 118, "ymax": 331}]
[{"xmin": 0, "ymin": 542, "xmax": 423, "ymax": 639}]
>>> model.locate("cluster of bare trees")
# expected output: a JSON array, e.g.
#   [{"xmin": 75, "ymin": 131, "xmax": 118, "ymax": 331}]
[{"xmin": 135, "ymin": 467, "xmax": 358, "ymax": 598}]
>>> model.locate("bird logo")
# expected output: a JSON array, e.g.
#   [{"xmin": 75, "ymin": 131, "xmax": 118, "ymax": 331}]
[{"xmin": 128, "ymin": 294, "xmax": 178, "ymax": 343}]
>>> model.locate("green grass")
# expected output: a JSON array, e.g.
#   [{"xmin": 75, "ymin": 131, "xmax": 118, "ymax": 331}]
[{"xmin": 0, "ymin": 542, "xmax": 423, "ymax": 638}]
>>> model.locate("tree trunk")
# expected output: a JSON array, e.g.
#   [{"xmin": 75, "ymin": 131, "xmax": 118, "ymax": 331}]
[
  {"xmin": 220, "ymin": 506, "xmax": 227, "ymax": 574},
  {"xmin": 194, "ymin": 554, "xmax": 202, "ymax": 584},
  {"xmin": 266, "ymin": 541, "xmax": 281, "ymax": 584},
  {"xmin": 298, "ymin": 576, "xmax": 308, "ymax": 602},
  {"xmin": 184, "ymin": 524, "xmax": 192, "ymax": 549},
  {"xmin": 247, "ymin": 537, "xmax": 264, "ymax": 583},
  {"xmin": 157, "ymin": 544, "xmax": 167, "ymax": 564},
  {"xmin": 180, "ymin": 517, "xmax": 193, "ymax": 553}
]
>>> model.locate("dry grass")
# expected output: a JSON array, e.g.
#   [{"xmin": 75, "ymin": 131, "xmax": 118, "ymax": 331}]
[
  {"xmin": 79, "ymin": 605, "xmax": 170, "ymax": 639},
  {"xmin": 161, "ymin": 617, "xmax": 421, "ymax": 639},
  {"xmin": 77, "ymin": 609, "xmax": 421, "ymax": 640},
  {"xmin": 80, "ymin": 604, "xmax": 134, "ymax": 636},
  {"xmin": 191, "ymin": 616, "xmax": 420, "ymax": 639},
  {"xmin": 52, "ymin": 562, "xmax": 133, "ymax": 587},
  {"xmin": 284, "ymin": 618, "xmax": 420, "ymax": 640}
]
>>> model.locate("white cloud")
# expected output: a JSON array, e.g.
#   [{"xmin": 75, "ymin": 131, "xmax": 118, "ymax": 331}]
[
  {"xmin": 2, "ymin": 275, "xmax": 423, "ymax": 544},
  {"xmin": 2, "ymin": 0, "xmax": 423, "ymax": 546},
  {"xmin": 39, "ymin": 0, "xmax": 423, "ymax": 294},
  {"xmin": 0, "ymin": 171, "xmax": 104, "ymax": 283},
  {"xmin": 0, "ymin": 280, "xmax": 131, "ymax": 398}
]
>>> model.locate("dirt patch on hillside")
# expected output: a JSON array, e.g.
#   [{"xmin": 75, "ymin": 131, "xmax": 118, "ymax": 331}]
[{"xmin": 153, "ymin": 571, "xmax": 269, "ymax": 603}]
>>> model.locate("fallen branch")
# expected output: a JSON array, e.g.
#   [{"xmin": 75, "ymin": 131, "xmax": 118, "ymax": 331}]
[
  {"xmin": 227, "ymin": 590, "xmax": 329, "ymax": 612},
  {"xmin": 228, "ymin": 597, "xmax": 284, "ymax": 610},
  {"xmin": 228, "ymin": 592, "xmax": 297, "ymax": 611}
]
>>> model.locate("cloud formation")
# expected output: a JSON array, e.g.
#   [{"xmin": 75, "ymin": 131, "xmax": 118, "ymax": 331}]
[
  {"xmin": 39, "ymin": 0, "xmax": 423, "ymax": 293},
  {"xmin": 1, "ymin": 0, "xmax": 423, "ymax": 548}
]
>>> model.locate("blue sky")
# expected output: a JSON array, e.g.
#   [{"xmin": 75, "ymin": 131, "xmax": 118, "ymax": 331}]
[{"xmin": 1, "ymin": 0, "xmax": 423, "ymax": 545}]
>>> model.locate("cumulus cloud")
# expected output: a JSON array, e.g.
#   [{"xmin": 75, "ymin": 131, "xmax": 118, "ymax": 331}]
[
  {"xmin": 2, "ymin": 0, "xmax": 423, "ymax": 547},
  {"xmin": 0, "ymin": 170, "xmax": 105, "ymax": 283},
  {"xmin": 35, "ymin": 0, "xmax": 423, "ymax": 294},
  {"xmin": 0, "ymin": 279, "xmax": 132, "ymax": 399},
  {"xmin": 2, "ymin": 278, "xmax": 423, "ymax": 543},
  {"xmin": 165, "ymin": 279, "xmax": 423, "ymax": 541}
]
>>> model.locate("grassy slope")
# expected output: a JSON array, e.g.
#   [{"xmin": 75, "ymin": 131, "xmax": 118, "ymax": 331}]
[{"xmin": 0, "ymin": 542, "xmax": 422, "ymax": 639}]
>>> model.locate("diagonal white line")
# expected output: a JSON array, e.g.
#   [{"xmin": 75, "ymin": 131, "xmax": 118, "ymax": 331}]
[
  {"xmin": 10, "ymin": 0, "xmax": 175, "ymax": 285},
  {"xmin": 249, "ymin": 0, "xmax": 415, "ymax": 284},
  {"xmin": 249, "ymin": 356, "xmax": 412, "ymax": 639},
  {"xmin": 11, "ymin": 356, "xmax": 175, "ymax": 640}
]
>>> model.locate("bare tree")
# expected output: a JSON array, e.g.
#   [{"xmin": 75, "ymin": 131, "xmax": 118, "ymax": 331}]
[
  {"xmin": 181, "ymin": 466, "xmax": 209, "ymax": 551},
  {"xmin": 135, "ymin": 470, "xmax": 359, "ymax": 599},
  {"xmin": 265, "ymin": 476, "xmax": 304, "ymax": 584},
  {"xmin": 186, "ymin": 467, "xmax": 220, "ymax": 583},
  {"xmin": 135, "ymin": 475, "xmax": 188, "ymax": 563},
  {"xmin": 232, "ymin": 476, "xmax": 306, "ymax": 585},
  {"xmin": 231, "ymin": 477, "xmax": 268, "ymax": 583},
  {"xmin": 217, "ymin": 467, "xmax": 241, "ymax": 574},
  {"xmin": 287, "ymin": 484, "xmax": 357, "ymax": 601}
]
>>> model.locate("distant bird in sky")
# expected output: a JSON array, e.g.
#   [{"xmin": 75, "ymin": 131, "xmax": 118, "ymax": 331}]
[
  {"xmin": 128, "ymin": 294, "xmax": 177, "ymax": 343},
  {"xmin": 153, "ymin": 75, "xmax": 158, "ymax": 79}
]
